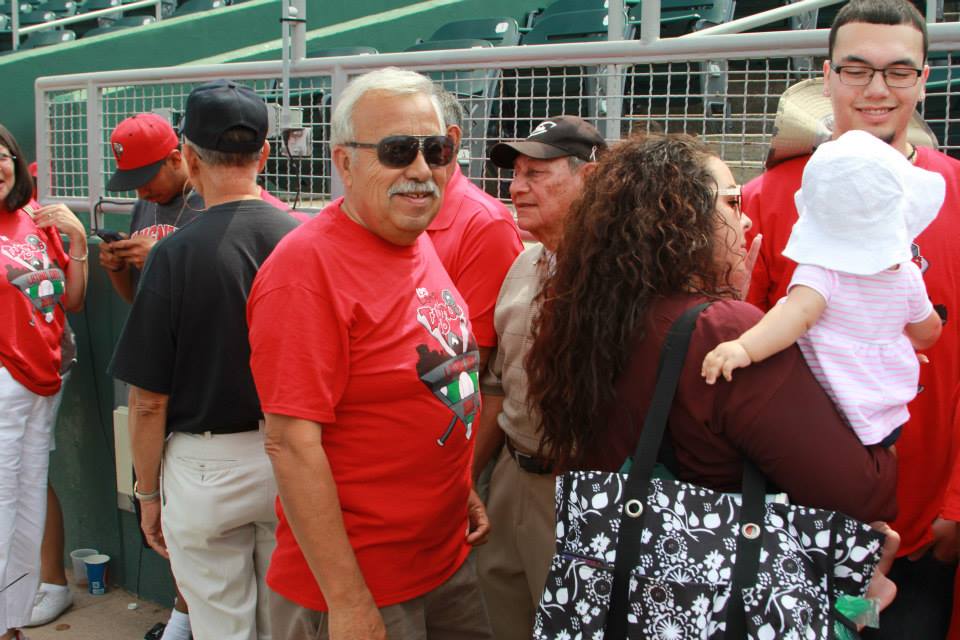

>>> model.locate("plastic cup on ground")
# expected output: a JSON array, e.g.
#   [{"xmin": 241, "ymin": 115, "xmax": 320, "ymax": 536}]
[
  {"xmin": 69, "ymin": 548, "xmax": 98, "ymax": 586},
  {"xmin": 84, "ymin": 554, "xmax": 110, "ymax": 595}
]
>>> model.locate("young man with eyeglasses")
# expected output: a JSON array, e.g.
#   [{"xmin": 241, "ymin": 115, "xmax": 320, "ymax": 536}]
[
  {"xmin": 247, "ymin": 68, "xmax": 492, "ymax": 640},
  {"xmin": 743, "ymin": 0, "xmax": 960, "ymax": 636}
]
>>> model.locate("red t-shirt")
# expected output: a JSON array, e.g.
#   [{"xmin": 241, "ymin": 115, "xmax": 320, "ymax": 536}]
[
  {"xmin": 0, "ymin": 200, "xmax": 70, "ymax": 395},
  {"xmin": 744, "ymin": 147, "xmax": 960, "ymax": 556},
  {"xmin": 427, "ymin": 166, "xmax": 523, "ymax": 348},
  {"xmin": 248, "ymin": 199, "xmax": 479, "ymax": 610},
  {"xmin": 257, "ymin": 187, "xmax": 311, "ymax": 222}
]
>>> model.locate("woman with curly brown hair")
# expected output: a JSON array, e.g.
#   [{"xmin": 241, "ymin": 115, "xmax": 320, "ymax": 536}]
[{"xmin": 525, "ymin": 133, "xmax": 896, "ymax": 524}]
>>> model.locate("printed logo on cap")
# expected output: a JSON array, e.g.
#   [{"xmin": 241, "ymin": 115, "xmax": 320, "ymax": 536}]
[
  {"xmin": 112, "ymin": 142, "xmax": 124, "ymax": 159},
  {"xmin": 530, "ymin": 121, "xmax": 557, "ymax": 138}
]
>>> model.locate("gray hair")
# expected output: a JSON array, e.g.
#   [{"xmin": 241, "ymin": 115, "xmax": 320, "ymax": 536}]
[
  {"xmin": 434, "ymin": 87, "xmax": 465, "ymax": 130},
  {"xmin": 183, "ymin": 129, "xmax": 262, "ymax": 167},
  {"xmin": 567, "ymin": 156, "xmax": 588, "ymax": 173},
  {"xmin": 330, "ymin": 67, "xmax": 445, "ymax": 146}
]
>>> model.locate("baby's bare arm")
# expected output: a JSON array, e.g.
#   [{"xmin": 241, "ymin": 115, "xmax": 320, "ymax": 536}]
[
  {"xmin": 905, "ymin": 310, "xmax": 942, "ymax": 351},
  {"xmin": 702, "ymin": 285, "xmax": 825, "ymax": 384}
]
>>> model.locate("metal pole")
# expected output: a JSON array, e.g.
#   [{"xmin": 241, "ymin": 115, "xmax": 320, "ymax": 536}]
[
  {"xmin": 280, "ymin": 0, "xmax": 294, "ymax": 131},
  {"xmin": 292, "ymin": 0, "xmax": 306, "ymax": 61},
  {"xmin": 606, "ymin": 0, "xmax": 625, "ymax": 141},
  {"xmin": 640, "ymin": 0, "xmax": 660, "ymax": 44},
  {"xmin": 11, "ymin": 0, "xmax": 19, "ymax": 52},
  {"xmin": 329, "ymin": 65, "xmax": 348, "ymax": 200},
  {"xmin": 155, "ymin": 0, "xmax": 162, "ymax": 22},
  {"xmin": 926, "ymin": 0, "xmax": 937, "ymax": 22},
  {"xmin": 34, "ymin": 79, "xmax": 48, "ymax": 204},
  {"xmin": 86, "ymin": 81, "xmax": 103, "ymax": 231}
]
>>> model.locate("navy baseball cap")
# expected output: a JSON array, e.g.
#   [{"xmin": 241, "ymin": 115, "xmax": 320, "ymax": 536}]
[{"xmin": 181, "ymin": 80, "xmax": 268, "ymax": 153}]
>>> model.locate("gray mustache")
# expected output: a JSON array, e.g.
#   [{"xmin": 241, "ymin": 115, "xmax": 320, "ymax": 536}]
[{"xmin": 388, "ymin": 180, "xmax": 440, "ymax": 197}]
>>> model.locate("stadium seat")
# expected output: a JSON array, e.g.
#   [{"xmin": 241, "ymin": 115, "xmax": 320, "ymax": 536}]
[
  {"xmin": 521, "ymin": 8, "xmax": 627, "ymax": 44},
  {"xmin": 41, "ymin": 0, "xmax": 79, "ymax": 17},
  {"xmin": 173, "ymin": 0, "xmax": 225, "ymax": 16},
  {"xmin": 16, "ymin": 7, "xmax": 57, "ymax": 25},
  {"xmin": 426, "ymin": 17, "xmax": 521, "ymax": 46},
  {"xmin": 628, "ymin": 0, "xmax": 735, "ymax": 36},
  {"xmin": 19, "ymin": 27, "xmax": 75, "ymax": 48},
  {"xmin": 82, "ymin": 14, "xmax": 154, "ymax": 36}
]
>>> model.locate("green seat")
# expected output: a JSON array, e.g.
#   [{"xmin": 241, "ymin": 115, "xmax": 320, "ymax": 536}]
[
  {"xmin": 521, "ymin": 8, "xmax": 628, "ymax": 44},
  {"xmin": 427, "ymin": 17, "xmax": 520, "ymax": 46},
  {"xmin": 82, "ymin": 14, "xmax": 154, "ymax": 37},
  {"xmin": 20, "ymin": 27, "xmax": 74, "ymax": 48},
  {"xmin": 40, "ymin": 0, "xmax": 78, "ymax": 17},
  {"xmin": 17, "ymin": 7, "xmax": 56, "ymax": 24},
  {"xmin": 628, "ymin": 0, "xmax": 735, "ymax": 36},
  {"xmin": 173, "ymin": 0, "xmax": 224, "ymax": 16}
]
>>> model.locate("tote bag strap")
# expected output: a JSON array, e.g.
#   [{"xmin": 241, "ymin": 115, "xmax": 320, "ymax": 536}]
[
  {"xmin": 607, "ymin": 302, "xmax": 710, "ymax": 638},
  {"xmin": 725, "ymin": 459, "xmax": 768, "ymax": 637}
]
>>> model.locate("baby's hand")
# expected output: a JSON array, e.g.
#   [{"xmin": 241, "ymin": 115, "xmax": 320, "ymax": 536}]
[{"xmin": 701, "ymin": 341, "xmax": 752, "ymax": 384}]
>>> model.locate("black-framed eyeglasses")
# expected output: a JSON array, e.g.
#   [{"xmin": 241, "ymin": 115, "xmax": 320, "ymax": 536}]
[
  {"xmin": 344, "ymin": 135, "xmax": 455, "ymax": 169},
  {"xmin": 830, "ymin": 64, "xmax": 923, "ymax": 88},
  {"xmin": 717, "ymin": 186, "xmax": 742, "ymax": 214}
]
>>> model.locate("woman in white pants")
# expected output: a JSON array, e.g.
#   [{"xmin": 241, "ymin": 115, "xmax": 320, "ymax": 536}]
[{"xmin": 0, "ymin": 124, "xmax": 87, "ymax": 640}]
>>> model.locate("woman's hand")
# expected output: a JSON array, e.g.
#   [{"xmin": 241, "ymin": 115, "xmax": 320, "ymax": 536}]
[
  {"xmin": 32, "ymin": 204, "xmax": 86, "ymax": 248},
  {"xmin": 702, "ymin": 341, "xmax": 752, "ymax": 384}
]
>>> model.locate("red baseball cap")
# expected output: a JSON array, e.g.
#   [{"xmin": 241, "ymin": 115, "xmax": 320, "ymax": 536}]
[{"xmin": 107, "ymin": 113, "xmax": 179, "ymax": 192}]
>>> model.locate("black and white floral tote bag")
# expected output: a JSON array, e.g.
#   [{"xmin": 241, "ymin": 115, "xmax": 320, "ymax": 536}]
[{"xmin": 533, "ymin": 304, "xmax": 884, "ymax": 640}]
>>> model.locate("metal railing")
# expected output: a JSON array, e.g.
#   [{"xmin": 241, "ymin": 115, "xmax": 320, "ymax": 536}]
[
  {"xmin": 34, "ymin": 18, "xmax": 960, "ymax": 223},
  {"xmin": 9, "ymin": 0, "xmax": 163, "ymax": 50}
]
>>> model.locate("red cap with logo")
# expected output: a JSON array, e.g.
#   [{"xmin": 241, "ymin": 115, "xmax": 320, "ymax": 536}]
[{"xmin": 107, "ymin": 113, "xmax": 179, "ymax": 192}]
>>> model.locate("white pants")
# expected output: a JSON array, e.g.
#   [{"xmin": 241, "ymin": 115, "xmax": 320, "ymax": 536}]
[
  {"xmin": 0, "ymin": 366, "xmax": 56, "ymax": 632},
  {"xmin": 162, "ymin": 430, "xmax": 278, "ymax": 640}
]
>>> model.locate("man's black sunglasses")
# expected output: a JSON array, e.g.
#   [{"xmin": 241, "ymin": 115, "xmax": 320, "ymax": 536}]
[{"xmin": 344, "ymin": 135, "xmax": 455, "ymax": 169}]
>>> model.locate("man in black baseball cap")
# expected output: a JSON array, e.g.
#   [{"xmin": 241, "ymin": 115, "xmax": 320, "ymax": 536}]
[
  {"xmin": 109, "ymin": 79, "xmax": 299, "ymax": 640},
  {"xmin": 476, "ymin": 115, "xmax": 606, "ymax": 640}
]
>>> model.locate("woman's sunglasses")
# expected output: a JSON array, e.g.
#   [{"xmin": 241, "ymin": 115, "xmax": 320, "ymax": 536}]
[{"xmin": 344, "ymin": 135, "xmax": 455, "ymax": 169}]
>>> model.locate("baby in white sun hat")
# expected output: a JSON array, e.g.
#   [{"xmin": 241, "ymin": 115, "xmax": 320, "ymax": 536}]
[{"xmin": 701, "ymin": 128, "xmax": 945, "ymax": 610}]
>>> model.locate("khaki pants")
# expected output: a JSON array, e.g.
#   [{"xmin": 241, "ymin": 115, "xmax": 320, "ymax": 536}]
[
  {"xmin": 476, "ymin": 446, "xmax": 556, "ymax": 640},
  {"xmin": 162, "ymin": 430, "xmax": 278, "ymax": 640},
  {"xmin": 270, "ymin": 557, "xmax": 492, "ymax": 640}
]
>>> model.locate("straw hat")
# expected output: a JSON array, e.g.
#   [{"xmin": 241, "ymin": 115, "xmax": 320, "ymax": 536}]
[
  {"xmin": 764, "ymin": 78, "xmax": 938, "ymax": 169},
  {"xmin": 783, "ymin": 130, "xmax": 944, "ymax": 276}
]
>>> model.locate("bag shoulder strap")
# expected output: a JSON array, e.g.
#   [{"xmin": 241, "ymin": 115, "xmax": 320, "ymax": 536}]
[{"xmin": 606, "ymin": 302, "xmax": 710, "ymax": 639}]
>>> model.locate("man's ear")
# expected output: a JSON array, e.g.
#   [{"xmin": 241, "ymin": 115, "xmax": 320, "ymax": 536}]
[
  {"xmin": 332, "ymin": 145, "xmax": 353, "ymax": 188},
  {"xmin": 257, "ymin": 141, "xmax": 270, "ymax": 173},
  {"xmin": 182, "ymin": 144, "xmax": 201, "ymax": 180},
  {"xmin": 822, "ymin": 59, "xmax": 832, "ymax": 97},
  {"xmin": 446, "ymin": 124, "xmax": 463, "ymax": 150},
  {"xmin": 579, "ymin": 161, "xmax": 599, "ymax": 179}
]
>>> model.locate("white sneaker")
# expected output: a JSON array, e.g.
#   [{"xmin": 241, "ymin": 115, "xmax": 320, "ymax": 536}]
[{"xmin": 24, "ymin": 583, "xmax": 72, "ymax": 627}]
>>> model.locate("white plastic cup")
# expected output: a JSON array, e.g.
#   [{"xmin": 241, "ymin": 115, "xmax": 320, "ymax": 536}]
[
  {"xmin": 70, "ymin": 548, "xmax": 98, "ymax": 586},
  {"xmin": 84, "ymin": 553, "xmax": 110, "ymax": 595}
]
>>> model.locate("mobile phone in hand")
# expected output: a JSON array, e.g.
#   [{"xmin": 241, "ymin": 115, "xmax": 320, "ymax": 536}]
[{"xmin": 94, "ymin": 230, "xmax": 125, "ymax": 243}]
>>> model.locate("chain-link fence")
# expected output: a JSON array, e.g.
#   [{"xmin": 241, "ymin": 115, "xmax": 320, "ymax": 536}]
[{"xmin": 35, "ymin": 24, "xmax": 960, "ymax": 220}]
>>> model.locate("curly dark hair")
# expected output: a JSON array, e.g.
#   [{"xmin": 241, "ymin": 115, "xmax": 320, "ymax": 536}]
[{"xmin": 526, "ymin": 133, "xmax": 739, "ymax": 470}]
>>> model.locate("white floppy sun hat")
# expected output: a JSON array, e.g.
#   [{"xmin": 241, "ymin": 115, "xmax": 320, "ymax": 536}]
[{"xmin": 783, "ymin": 130, "xmax": 946, "ymax": 276}]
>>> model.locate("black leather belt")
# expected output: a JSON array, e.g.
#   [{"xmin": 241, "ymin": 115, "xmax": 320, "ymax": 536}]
[{"xmin": 505, "ymin": 439, "xmax": 553, "ymax": 475}]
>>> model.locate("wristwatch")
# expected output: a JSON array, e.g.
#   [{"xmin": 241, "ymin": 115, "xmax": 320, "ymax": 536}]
[{"xmin": 133, "ymin": 480, "xmax": 160, "ymax": 503}]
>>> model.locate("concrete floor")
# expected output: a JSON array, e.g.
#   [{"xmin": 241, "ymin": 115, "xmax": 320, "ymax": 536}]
[{"xmin": 24, "ymin": 575, "xmax": 172, "ymax": 640}]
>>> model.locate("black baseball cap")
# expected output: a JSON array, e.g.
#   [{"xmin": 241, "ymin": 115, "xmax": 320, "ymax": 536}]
[
  {"xmin": 180, "ymin": 80, "xmax": 268, "ymax": 153},
  {"xmin": 489, "ymin": 116, "xmax": 607, "ymax": 169}
]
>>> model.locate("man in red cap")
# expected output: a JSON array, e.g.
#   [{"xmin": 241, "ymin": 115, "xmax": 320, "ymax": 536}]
[{"xmin": 99, "ymin": 113, "xmax": 299, "ymax": 303}]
